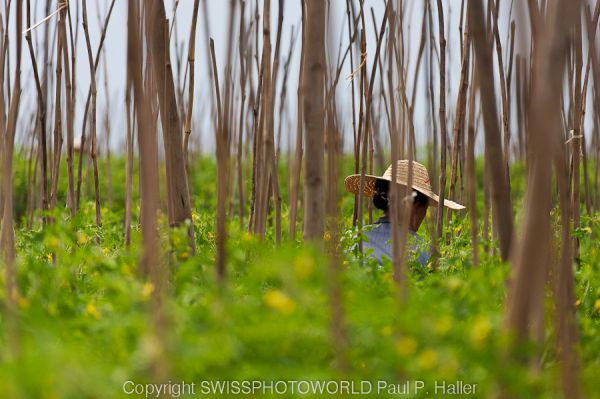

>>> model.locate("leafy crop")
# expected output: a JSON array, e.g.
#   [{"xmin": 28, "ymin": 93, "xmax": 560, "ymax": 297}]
[{"xmin": 0, "ymin": 156, "xmax": 599, "ymax": 399}]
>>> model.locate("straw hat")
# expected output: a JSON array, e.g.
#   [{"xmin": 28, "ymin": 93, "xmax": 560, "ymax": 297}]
[{"xmin": 344, "ymin": 160, "xmax": 465, "ymax": 210}]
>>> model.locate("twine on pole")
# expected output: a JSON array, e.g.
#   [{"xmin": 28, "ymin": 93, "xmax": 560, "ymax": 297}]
[
  {"xmin": 565, "ymin": 129, "xmax": 583, "ymax": 145},
  {"xmin": 345, "ymin": 51, "xmax": 367, "ymax": 82},
  {"xmin": 22, "ymin": 1, "xmax": 68, "ymax": 35}
]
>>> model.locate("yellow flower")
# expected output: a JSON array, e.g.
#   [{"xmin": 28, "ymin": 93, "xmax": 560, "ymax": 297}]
[
  {"xmin": 122, "ymin": 264, "xmax": 134, "ymax": 276},
  {"xmin": 440, "ymin": 356, "xmax": 459, "ymax": 377},
  {"xmin": 47, "ymin": 236, "xmax": 60, "ymax": 249},
  {"xmin": 77, "ymin": 232, "xmax": 88, "ymax": 245},
  {"xmin": 471, "ymin": 316, "xmax": 492, "ymax": 346},
  {"xmin": 395, "ymin": 336, "xmax": 417, "ymax": 356},
  {"xmin": 381, "ymin": 325, "xmax": 393, "ymax": 337},
  {"xmin": 102, "ymin": 247, "xmax": 110, "ymax": 255},
  {"xmin": 179, "ymin": 251, "xmax": 189, "ymax": 260},
  {"xmin": 86, "ymin": 303, "xmax": 101, "ymax": 319},
  {"xmin": 18, "ymin": 296, "xmax": 31, "ymax": 309},
  {"xmin": 241, "ymin": 232, "xmax": 253, "ymax": 243},
  {"xmin": 324, "ymin": 231, "xmax": 332, "ymax": 241},
  {"xmin": 293, "ymin": 254, "xmax": 315, "ymax": 279},
  {"xmin": 594, "ymin": 299, "xmax": 600, "ymax": 312},
  {"xmin": 264, "ymin": 289, "xmax": 296, "ymax": 314},
  {"xmin": 142, "ymin": 282, "xmax": 155, "ymax": 299},
  {"xmin": 192, "ymin": 211, "xmax": 200, "ymax": 221},
  {"xmin": 446, "ymin": 276, "xmax": 461, "ymax": 291},
  {"xmin": 417, "ymin": 348, "xmax": 438, "ymax": 370},
  {"xmin": 434, "ymin": 315, "xmax": 453, "ymax": 335},
  {"xmin": 46, "ymin": 253, "xmax": 53, "ymax": 262}
]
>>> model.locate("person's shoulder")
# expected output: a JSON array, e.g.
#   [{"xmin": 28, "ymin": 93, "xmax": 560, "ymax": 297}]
[
  {"xmin": 364, "ymin": 222, "xmax": 385, "ymax": 233},
  {"xmin": 364, "ymin": 222, "xmax": 390, "ymax": 241}
]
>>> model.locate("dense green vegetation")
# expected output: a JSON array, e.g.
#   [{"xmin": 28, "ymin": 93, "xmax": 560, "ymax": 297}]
[{"xmin": 1, "ymin": 155, "xmax": 599, "ymax": 398}]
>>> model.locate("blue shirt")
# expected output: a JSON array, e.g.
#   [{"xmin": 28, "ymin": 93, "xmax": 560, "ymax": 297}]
[{"xmin": 363, "ymin": 217, "xmax": 431, "ymax": 267}]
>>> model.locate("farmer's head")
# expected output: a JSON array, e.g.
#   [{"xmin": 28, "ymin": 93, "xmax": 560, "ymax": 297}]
[
  {"xmin": 344, "ymin": 160, "xmax": 465, "ymax": 231},
  {"xmin": 373, "ymin": 178, "xmax": 430, "ymax": 231}
]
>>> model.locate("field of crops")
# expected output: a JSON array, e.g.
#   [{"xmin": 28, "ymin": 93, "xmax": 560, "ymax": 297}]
[
  {"xmin": 2, "ymin": 0, "xmax": 600, "ymax": 398},
  {"xmin": 0, "ymin": 156, "xmax": 598, "ymax": 398}
]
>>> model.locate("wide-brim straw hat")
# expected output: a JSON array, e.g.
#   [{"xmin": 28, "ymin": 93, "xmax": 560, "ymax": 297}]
[{"xmin": 344, "ymin": 160, "xmax": 465, "ymax": 210}]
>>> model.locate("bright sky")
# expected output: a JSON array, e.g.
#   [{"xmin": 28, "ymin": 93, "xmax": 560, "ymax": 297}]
[{"xmin": 5, "ymin": 0, "xmax": 584, "ymax": 166}]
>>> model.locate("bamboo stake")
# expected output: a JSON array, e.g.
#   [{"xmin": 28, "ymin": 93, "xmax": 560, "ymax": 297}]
[
  {"xmin": 210, "ymin": 37, "xmax": 226, "ymax": 281},
  {"xmin": 490, "ymin": 1, "xmax": 512, "ymax": 187},
  {"xmin": 50, "ymin": 14, "xmax": 63, "ymax": 212},
  {"xmin": 0, "ymin": 16, "xmax": 5, "ymax": 136},
  {"xmin": 25, "ymin": 115, "xmax": 38, "ymax": 228},
  {"xmin": 268, "ymin": 0, "xmax": 284, "ymax": 243},
  {"xmin": 57, "ymin": 3, "xmax": 75, "ymax": 214},
  {"xmin": 504, "ymin": 1, "xmax": 581, "ymax": 397},
  {"xmin": 127, "ymin": 0, "xmax": 168, "ymax": 380},
  {"xmin": 82, "ymin": 0, "xmax": 102, "ymax": 240},
  {"xmin": 101, "ymin": 51, "xmax": 112, "ymax": 209},
  {"xmin": 2, "ymin": 0, "xmax": 22, "ymax": 358},
  {"xmin": 288, "ymin": 0, "xmax": 306, "ymax": 239},
  {"xmin": 572, "ymin": 12, "xmax": 583, "ymax": 259},
  {"xmin": 467, "ymin": 65, "xmax": 478, "ymax": 267},
  {"xmin": 325, "ymin": 97, "xmax": 346, "ymax": 371},
  {"xmin": 448, "ymin": 15, "xmax": 471, "ymax": 229},
  {"xmin": 147, "ymin": 1, "xmax": 196, "ymax": 251},
  {"xmin": 75, "ymin": 0, "xmax": 116, "ymax": 210},
  {"xmin": 183, "ymin": 0, "xmax": 200, "ymax": 173},
  {"xmin": 124, "ymin": 85, "xmax": 133, "ymax": 247},
  {"xmin": 357, "ymin": 5, "xmax": 388, "ymax": 234},
  {"xmin": 426, "ymin": 0, "xmax": 438, "ymax": 193},
  {"xmin": 236, "ymin": 0, "xmax": 248, "ymax": 228},
  {"xmin": 25, "ymin": 0, "xmax": 49, "ymax": 223},
  {"xmin": 435, "ymin": 0, "xmax": 448, "ymax": 246},
  {"xmin": 469, "ymin": 0, "xmax": 514, "ymax": 261},
  {"xmin": 302, "ymin": 0, "xmax": 327, "ymax": 240}
]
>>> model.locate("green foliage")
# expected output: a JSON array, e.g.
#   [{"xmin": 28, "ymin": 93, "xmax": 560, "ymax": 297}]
[{"xmin": 0, "ymin": 156, "xmax": 599, "ymax": 398}]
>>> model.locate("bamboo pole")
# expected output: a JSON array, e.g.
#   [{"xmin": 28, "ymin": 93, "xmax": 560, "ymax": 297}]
[
  {"xmin": 572, "ymin": 11, "xmax": 583, "ymax": 259},
  {"xmin": 467, "ymin": 65, "xmax": 478, "ymax": 267},
  {"xmin": 1, "ymin": 0, "xmax": 22, "ymax": 357},
  {"xmin": 490, "ymin": 1, "xmax": 512, "ymax": 188},
  {"xmin": 302, "ymin": 0, "xmax": 326, "ymax": 240},
  {"xmin": 25, "ymin": 0, "xmax": 49, "ymax": 223},
  {"xmin": 58, "ymin": 1, "xmax": 75, "ymax": 215},
  {"xmin": 147, "ymin": 0, "xmax": 196, "ymax": 251},
  {"xmin": 127, "ymin": 0, "xmax": 168, "ymax": 380},
  {"xmin": 75, "ymin": 0, "xmax": 116, "ymax": 210},
  {"xmin": 469, "ymin": 0, "xmax": 514, "ymax": 261},
  {"xmin": 124, "ymin": 85, "xmax": 134, "ymax": 247},
  {"xmin": 50, "ymin": 11, "xmax": 63, "ymax": 212},
  {"xmin": 386, "ymin": 3, "xmax": 402, "ymax": 288},
  {"xmin": 82, "ymin": 0, "xmax": 102, "ymax": 240},
  {"xmin": 504, "ymin": 1, "xmax": 581, "ymax": 397},
  {"xmin": 183, "ymin": 0, "xmax": 200, "ymax": 173},
  {"xmin": 236, "ymin": 0, "xmax": 248, "ymax": 229},
  {"xmin": 288, "ymin": 0, "xmax": 306, "ymax": 240},
  {"xmin": 448, "ymin": 15, "xmax": 471, "ymax": 229},
  {"xmin": 102, "ymin": 51, "xmax": 112, "ymax": 209},
  {"xmin": 357, "ymin": 4, "xmax": 388, "ymax": 239},
  {"xmin": 435, "ymin": 0, "xmax": 448, "ymax": 246}
]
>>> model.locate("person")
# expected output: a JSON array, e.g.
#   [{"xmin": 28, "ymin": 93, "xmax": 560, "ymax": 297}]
[{"xmin": 344, "ymin": 160, "xmax": 465, "ymax": 266}]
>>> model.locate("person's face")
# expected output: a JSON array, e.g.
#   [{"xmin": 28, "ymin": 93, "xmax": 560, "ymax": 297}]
[{"xmin": 409, "ymin": 201, "xmax": 428, "ymax": 231}]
